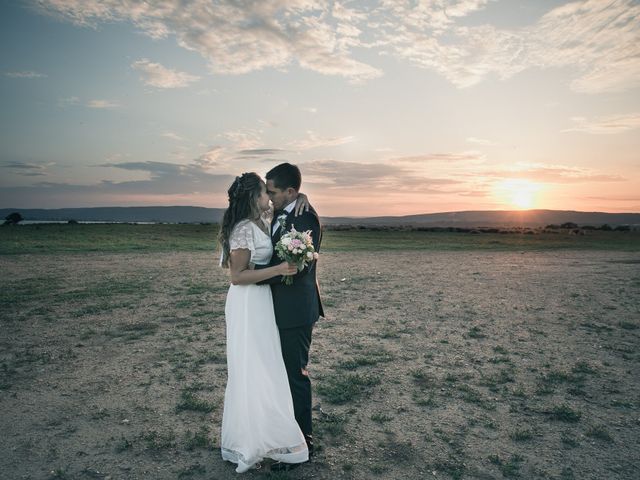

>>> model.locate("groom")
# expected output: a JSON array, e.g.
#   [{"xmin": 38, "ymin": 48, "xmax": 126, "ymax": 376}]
[{"xmin": 256, "ymin": 162, "xmax": 323, "ymax": 462}]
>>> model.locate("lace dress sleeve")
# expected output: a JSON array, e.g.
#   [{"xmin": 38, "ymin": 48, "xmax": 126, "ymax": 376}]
[{"xmin": 229, "ymin": 221, "xmax": 256, "ymax": 260}]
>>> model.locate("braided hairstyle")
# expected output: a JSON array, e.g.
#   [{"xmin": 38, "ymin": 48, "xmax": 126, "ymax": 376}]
[{"xmin": 218, "ymin": 172, "xmax": 264, "ymax": 268}]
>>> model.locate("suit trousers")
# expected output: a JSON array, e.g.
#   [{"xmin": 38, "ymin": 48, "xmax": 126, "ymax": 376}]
[{"xmin": 278, "ymin": 324, "xmax": 313, "ymax": 436}]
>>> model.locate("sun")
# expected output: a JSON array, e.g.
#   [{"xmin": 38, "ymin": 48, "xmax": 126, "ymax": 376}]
[{"xmin": 493, "ymin": 179, "xmax": 542, "ymax": 210}]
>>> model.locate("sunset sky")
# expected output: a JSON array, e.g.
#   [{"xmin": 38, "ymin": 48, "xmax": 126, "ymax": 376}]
[{"xmin": 1, "ymin": 0, "xmax": 639, "ymax": 216}]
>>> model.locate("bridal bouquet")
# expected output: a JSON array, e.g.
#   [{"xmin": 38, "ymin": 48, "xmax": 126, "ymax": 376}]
[{"xmin": 275, "ymin": 226, "xmax": 318, "ymax": 285}]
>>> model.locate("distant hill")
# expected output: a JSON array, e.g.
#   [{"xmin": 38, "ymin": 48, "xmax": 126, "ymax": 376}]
[
  {"xmin": 324, "ymin": 209, "xmax": 640, "ymax": 227},
  {"xmin": 0, "ymin": 206, "xmax": 225, "ymax": 224},
  {"xmin": 1, "ymin": 207, "xmax": 638, "ymax": 227}
]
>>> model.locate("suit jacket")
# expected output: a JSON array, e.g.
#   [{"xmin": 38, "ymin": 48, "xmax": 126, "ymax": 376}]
[{"xmin": 256, "ymin": 206, "xmax": 324, "ymax": 329}]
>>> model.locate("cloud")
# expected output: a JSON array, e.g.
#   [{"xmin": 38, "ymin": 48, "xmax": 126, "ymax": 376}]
[
  {"xmin": 585, "ymin": 195, "xmax": 640, "ymax": 202},
  {"xmin": 75, "ymin": 158, "xmax": 236, "ymax": 196},
  {"xmin": 371, "ymin": 2, "xmax": 527, "ymax": 87},
  {"xmin": 563, "ymin": 113, "xmax": 640, "ymax": 134},
  {"xmin": 220, "ymin": 129, "xmax": 264, "ymax": 150},
  {"xmin": 169, "ymin": 146, "xmax": 190, "ymax": 161},
  {"xmin": 483, "ymin": 163, "xmax": 626, "ymax": 184},
  {"xmin": 391, "ymin": 152, "xmax": 485, "ymax": 163},
  {"xmin": 86, "ymin": 99, "xmax": 120, "ymax": 109},
  {"xmin": 4, "ymin": 71, "xmax": 47, "ymax": 78},
  {"xmin": 58, "ymin": 96, "xmax": 120, "ymax": 108},
  {"xmin": 535, "ymin": 0, "xmax": 640, "ymax": 93},
  {"xmin": 0, "ymin": 161, "xmax": 49, "ymax": 176},
  {"xmin": 258, "ymin": 119, "xmax": 278, "ymax": 128},
  {"xmin": 0, "ymin": 166, "xmax": 235, "ymax": 207},
  {"xmin": 1, "ymin": 161, "xmax": 46, "ymax": 170},
  {"xmin": 35, "ymin": 0, "xmax": 383, "ymax": 83},
  {"xmin": 289, "ymin": 131, "xmax": 355, "ymax": 150},
  {"xmin": 234, "ymin": 148, "xmax": 291, "ymax": 161},
  {"xmin": 466, "ymin": 137, "xmax": 498, "ymax": 146},
  {"xmin": 301, "ymin": 159, "xmax": 461, "ymax": 192},
  {"xmin": 458, "ymin": 190, "xmax": 489, "ymax": 197},
  {"xmin": 373, "ymin": 0, "xmax": 640, "ymax": 92},
  {"xmin": 370, "ymin": 0, "xmax": 493, "ymax": 34},
  {"xmin": 35, "ymin": 0, "xmax": 640, "ymax": 91},
  {"xmin": 303, "ymin": 159, "xmax": 398, "ymax": 186},
  {"xmin": 100, "ymin": 160, "xmax": 183, "ymax": 175},
  {"xmin": 58, "ymin": 96, "xmax": 81, "ymax": 107},
  {"xmin": 195, "ymin": 146, "xmax": 226, "ymax": 169},
  {"xmin": 291, "ymin": 15, "xmax": 382, "ymax": 83},
  {"xmin": 162, "ymin": 132, "xmax": 185, "ymax": 141},
  {"xmin": 197, "ymin": 144, "xmax": 289, "ymax": 167},
  {"xmin": 236, "ymin": 149, "xmax": 288, "ymax": 156},
  {"xmin": 332, "ymin": 1, "xmax": 368, "ymax": 23},
  {"xmin": 131, "ymin": 59, "xmax": 201, "ymax": 88},
  {"xmin": 103, "ymin": 153, "xmax": 127, "ymax": 163}
]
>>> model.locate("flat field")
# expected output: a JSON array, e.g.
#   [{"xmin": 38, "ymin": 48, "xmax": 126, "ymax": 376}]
[{"xmin": 1, "ymin": 225, "xmax": 639, "ymax": 479}]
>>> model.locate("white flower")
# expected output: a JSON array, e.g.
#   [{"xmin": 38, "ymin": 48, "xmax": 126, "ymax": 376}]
[{"xmin": 306, "ymin": 252, "xmax": 313, "ymax": 259}]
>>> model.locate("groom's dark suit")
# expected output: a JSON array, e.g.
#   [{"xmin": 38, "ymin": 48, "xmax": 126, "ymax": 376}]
[{"xmin": 256, "ymin": 205, "xmax": 323, "ymax": 437}]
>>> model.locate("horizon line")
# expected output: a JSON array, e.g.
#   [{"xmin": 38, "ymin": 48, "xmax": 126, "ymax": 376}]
[{"xmin": 1, "ymin": 206, "xmax": 639, "ymax": 217}]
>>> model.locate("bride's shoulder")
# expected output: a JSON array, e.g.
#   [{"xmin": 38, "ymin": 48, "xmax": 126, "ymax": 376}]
[
  {"xmin": 233, "ymin": 218, "xmax": 267, "ymax": 237},
  {"xmin": 231, "ymin": 218, "xmax": 253, "ymax": 233}
]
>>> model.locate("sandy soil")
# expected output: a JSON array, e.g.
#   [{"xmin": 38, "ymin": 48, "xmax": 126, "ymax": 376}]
[{"xmin": 1, "ymin": 250, "xmax": 639, "ymax": 479}]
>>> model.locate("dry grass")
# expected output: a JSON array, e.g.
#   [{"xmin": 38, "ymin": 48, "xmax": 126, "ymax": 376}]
[{"xmin": 1, "ymin": 248, "xmax": 639, "ymax": 479}]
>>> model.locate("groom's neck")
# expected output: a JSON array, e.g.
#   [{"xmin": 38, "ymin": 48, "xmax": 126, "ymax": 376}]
[{"xmin": 285, "ymin": 192, "xmax": 298, "ymax": 206}]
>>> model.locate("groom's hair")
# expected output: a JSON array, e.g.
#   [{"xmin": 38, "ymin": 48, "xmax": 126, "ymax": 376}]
[{"xmin": 266, "ymin": 163, "xmax": 301, "ymax": 191}]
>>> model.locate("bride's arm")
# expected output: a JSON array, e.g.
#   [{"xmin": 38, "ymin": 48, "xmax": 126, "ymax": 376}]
[
  {"xmin": 229, "ymin": 248, "xmax": 295, "ymax": 285},
  {"xmin": 294, "ymin": 192, "xmax": 312, "ymax": 217}
]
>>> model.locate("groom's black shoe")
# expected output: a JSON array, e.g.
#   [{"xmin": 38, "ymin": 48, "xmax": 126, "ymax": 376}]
[
  {"xmin": 270, "ymin": 436, "xmax": 313, "ymax": 472},
  {"xmin": 305, "ymin": 434, "xmax": 314, "ymax": 457}
]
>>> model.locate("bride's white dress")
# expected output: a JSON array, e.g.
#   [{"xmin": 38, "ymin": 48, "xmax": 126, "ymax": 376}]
[{"xmin": 221, "ymin": 219, "xmax": 308, "ymax": 473}]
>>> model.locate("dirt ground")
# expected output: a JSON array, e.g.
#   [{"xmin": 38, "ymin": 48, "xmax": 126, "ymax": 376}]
[{"xmin": 1, "ymin": 250, "xmax": 639, "ymax": 479}]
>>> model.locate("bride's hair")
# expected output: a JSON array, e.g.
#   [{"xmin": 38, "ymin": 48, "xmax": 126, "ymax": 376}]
[{"xmin": 218, "ymin": 172, "xmax": 264, "ymax": 268}]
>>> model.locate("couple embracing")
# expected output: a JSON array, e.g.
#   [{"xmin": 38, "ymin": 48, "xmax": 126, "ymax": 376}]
[{"xmin": 218, "ymin": 163, "xmax": 323, "ymax": 473}]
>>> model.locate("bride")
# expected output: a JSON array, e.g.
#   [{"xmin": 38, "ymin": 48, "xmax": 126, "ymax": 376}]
[{"xmin": 218, "ymin": 172, "xmax": 310, "ymax": 473}]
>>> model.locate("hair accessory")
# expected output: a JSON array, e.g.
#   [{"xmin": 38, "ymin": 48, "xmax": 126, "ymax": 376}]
[{"xmin": 232, "ymin": 175, "xmax": 243, "ymax": 198}]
